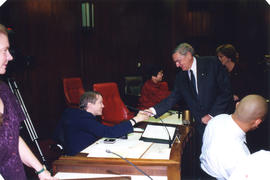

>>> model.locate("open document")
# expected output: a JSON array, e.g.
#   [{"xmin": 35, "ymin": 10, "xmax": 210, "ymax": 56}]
[{"xmin": 140, "ymin": 123, "xmax": 176, "ymax": 144}]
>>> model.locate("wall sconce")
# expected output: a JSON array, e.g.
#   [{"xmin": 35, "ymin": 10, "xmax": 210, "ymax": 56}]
[{"xmin": 81, "ymin": 1, "xmax": 94, "ymax": 29}]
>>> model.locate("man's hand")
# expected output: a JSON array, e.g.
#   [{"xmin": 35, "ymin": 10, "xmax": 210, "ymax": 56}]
[
  {"xmin": 141, "ymin": 108, "xmax": 155, "ymax": 117},
  {"xmin": 201, "ymin": 114, "xmax": 212, "ymax": 124},
  {"xmin": 133, "ymin": 111, "xmax": 150, "ymax": 123},
  {"xmin": 233, "ymin": 94, "xmax": 239, "ymax": 101}
]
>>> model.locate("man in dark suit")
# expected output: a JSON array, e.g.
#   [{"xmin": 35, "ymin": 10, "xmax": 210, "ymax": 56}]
[
  {"xmin": 146, "ymin": 43, "xmax": 233, "ymax": 178},
  {"xmin": 149, "ymin": 43, "xmax": 233, "ymax": 135}
]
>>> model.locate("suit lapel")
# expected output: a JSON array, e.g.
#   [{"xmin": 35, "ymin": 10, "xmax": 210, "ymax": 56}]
[{"xmin": 196, "ymin": 57, "xmax": 207, "ymax": 101}]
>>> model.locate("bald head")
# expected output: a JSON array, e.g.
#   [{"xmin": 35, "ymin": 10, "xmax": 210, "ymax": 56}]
[{"xmin": 234, "ymin": 95, "xmax": 268, "ymax": 123}]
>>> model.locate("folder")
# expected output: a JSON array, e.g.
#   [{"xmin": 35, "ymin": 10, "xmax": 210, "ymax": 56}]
[{"xmin": 139, "ymin": 123, "xmax": 177, "ymax": 144}]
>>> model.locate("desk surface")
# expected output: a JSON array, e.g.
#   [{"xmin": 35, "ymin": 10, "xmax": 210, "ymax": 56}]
[
  {"xmin": 143, "ymin": 111, "xmax": 183, "ymax": 125},
  {"xmin": 53, "ymin": 121, "xmax": 193, "ymax": 180}
]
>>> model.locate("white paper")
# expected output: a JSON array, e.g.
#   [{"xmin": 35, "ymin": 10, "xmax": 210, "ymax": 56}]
[
  {"xmin": 144, "ymin": 111, "xmax": 182, "ymax": 125},
  {"xmin": 133, "ymin": 127, "xmax": 144, "ymax": 132},
  {"xmin": 141, "ymin": 143, "xmax": 171, "ymax": 159},
  {"xmin": 81, "ymin": 136, "xmax": 152, "ymax": 159},
  {"xmin": 141, "ymin": 124, "xmax": 176, "ymax": 141},
  {"xmin": 54, "ymin": 172, "xmax": 167, "ymax": 180},
  {"xmin": 127, "ymin": 132, "xmax": 143, "ymax": 140}
]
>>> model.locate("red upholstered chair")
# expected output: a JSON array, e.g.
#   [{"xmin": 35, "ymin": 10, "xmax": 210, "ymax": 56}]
[
  {"xmin": 63, "ymin": 77, "xmax": 85, "ymax": 108},
  {"xmin": 93, "ymin": 82, "xmax": 134, "ymax": 126}
]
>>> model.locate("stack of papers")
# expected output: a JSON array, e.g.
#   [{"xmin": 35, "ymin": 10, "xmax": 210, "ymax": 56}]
[
  {"xmin": 81, "ymin": 132, "xmax": 172, "ymax": 160},
  {"xmin": 81, "ymin": 134, "xmax": 153, "ymax": 159}
]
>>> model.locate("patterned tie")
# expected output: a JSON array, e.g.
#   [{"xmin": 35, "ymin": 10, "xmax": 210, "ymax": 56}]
[{"xmin": 190, "ymin": 70, "xmax": 197, "ymax": 94}]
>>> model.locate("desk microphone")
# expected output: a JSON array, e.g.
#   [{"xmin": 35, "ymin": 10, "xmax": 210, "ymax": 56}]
[
  {"xmin": 105, "ymin": 149, "xmax": 153, "ymax": 180},
  {"xmin": 126, "ymin": 105, "xmax": 172, "ymax": 148}
]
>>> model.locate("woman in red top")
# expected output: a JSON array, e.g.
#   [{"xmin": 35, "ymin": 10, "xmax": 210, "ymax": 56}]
[{"xmin": 138, "ymin": 66, "xmax": 170, "ymax": 109}]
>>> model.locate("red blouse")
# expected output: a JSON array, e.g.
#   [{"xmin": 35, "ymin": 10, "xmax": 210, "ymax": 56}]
[{"xmin": 138, "ymin": 80, "xmax": 170, "ymax": 109}]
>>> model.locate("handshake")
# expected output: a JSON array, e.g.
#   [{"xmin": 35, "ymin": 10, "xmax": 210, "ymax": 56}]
[{"xmin": 131, "ymin": 108, "xmax": 155, "ymax": 124}]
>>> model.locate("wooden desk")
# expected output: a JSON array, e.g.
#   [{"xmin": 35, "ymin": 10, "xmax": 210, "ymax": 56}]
[
  {"xmin": 52, "ymin": 125, "xmax": 193, "ymax": 180},
  {"xmin": 58, "ymin": 176, "xmax": 131, "ymax": 180}
]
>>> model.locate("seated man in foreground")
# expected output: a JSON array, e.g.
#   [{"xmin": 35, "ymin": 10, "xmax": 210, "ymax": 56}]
[
  {"xmin": 200, "ymin": 94, "xmax": 268, "ymax": 179},
  {"xmin": 61, "ymin": 91, "xmax": 148, "ymax": 156}
]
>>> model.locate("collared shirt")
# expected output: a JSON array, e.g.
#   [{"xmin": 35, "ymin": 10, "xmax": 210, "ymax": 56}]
[
  {"xmin": 200, "ymin": 114, "xmax": 250, "ymax": 180},
  {"xmin": 189, "ymin": 57, "xmax": 198, "ymax": 94}
]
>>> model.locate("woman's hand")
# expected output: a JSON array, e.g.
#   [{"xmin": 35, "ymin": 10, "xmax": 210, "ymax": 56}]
[{"xmin": 38, "ymin": 169, "xmax": 58, "ymax": 180}]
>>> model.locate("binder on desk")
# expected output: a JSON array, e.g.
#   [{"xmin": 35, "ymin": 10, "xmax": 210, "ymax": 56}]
[{"xmin": 140, "ymin": 123, "xmax": 177, "ymax": 144}]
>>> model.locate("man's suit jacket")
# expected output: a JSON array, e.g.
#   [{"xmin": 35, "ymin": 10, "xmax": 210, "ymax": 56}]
[
  {"xmin": 154, "ymin": 56, "xmax": 233, "ymax": 131},
  {"xmin": 55, "ymin": 108, "xmax": 133, "ymax": 156}
]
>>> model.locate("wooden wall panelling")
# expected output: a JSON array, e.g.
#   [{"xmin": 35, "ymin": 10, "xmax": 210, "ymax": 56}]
[
  {"xmin": 80, "ymin": 0, "xmax": 174, "ymax": 90},
  {"xmin": 3, "ymin": 0, "xmax": 82, "ymax": 139}
]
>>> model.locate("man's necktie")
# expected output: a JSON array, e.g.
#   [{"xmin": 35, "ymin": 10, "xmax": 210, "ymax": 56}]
[{"xmin": 190, "ymin": 70, "xmax": 197, "ymax": 94}]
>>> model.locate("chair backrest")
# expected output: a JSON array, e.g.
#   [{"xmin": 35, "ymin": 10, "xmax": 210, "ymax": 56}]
[
  {"xmin": 63, "ymin": 77, "xmax": 85, "ymax": 108},
  {"xmin": 93, "ymin": 82, "xmax": 134, "ymax": 125},
  {"xmin": 124, "ymin": 76, "xmax": 143, "ymax": 96}
]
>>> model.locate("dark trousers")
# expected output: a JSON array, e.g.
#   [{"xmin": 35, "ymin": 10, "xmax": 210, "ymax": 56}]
[
  {"xmin": 199, "ymin": 168, "xmax": 216, "ymax": 180},
  {"xmin": 193, "ymin": 122, "xmax": 209, "ymax": 179}
]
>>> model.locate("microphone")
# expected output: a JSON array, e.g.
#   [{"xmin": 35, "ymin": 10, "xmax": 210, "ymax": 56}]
[
  {"xmin": 158, "ymin": 116, "xmax": 173, "ymax": 148},
  {"xmin": 126, "ymin": 105, "xmax": 172, "ymax": 148},
  {"xmin": 106, "ymin": 149, "xmax": 153, "ymax": 180}
]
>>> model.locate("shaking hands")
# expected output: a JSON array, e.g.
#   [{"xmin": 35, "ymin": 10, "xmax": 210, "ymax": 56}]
[
  {"xmin": 132, "ymin": 111, "xmax": 150, "ymax": 123},
  {"xmin": 129, "ymin": 107, "xmax": 156, "ymax": 124}
]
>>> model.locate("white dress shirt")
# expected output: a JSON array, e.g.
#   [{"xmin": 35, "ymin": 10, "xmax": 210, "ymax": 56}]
[
  {"xmin": 150, "ymin": 57, "xmax": 198, "ymax": 115},
  {"xmin": 200, "ymin": 114, "xmax": 250, "ymax": 180},
  {"xmin": 189, "ymin": 57, "xmax": 198, "ymax": 94},
  {"xmin": 229, "ymin": 150, "xmax": 270, "ymax": 180}
]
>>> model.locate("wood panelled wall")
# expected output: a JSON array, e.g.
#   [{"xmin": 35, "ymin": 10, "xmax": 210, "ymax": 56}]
[
  {"xmin": 0, "ymin": 0, "xmax": 269, "ymax": 139},
  {"xmin": 80, "ymin": 0, "xmax": 174, "ymax": 85}
]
